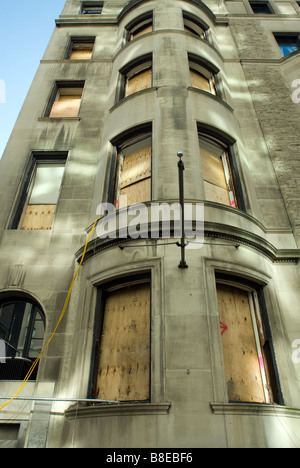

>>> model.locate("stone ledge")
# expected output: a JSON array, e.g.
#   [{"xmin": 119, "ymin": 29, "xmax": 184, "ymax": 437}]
[
  {"xmin": 210, "ymin": 402, "xmax": 300, "ymax": 419},
  {"xmin": 65, "ymin": 402, "xmax": 171, "ymax": 420}
]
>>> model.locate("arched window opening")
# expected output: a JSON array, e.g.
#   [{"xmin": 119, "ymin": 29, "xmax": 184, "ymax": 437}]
[{"xmin": 0, "ymin": 298, "xmax": 45, "ymax": 381}]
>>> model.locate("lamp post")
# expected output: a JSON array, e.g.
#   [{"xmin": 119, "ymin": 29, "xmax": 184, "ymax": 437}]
[{"xmin": 177, "ymin": 151, "xmax": 188, "ymax": 269}]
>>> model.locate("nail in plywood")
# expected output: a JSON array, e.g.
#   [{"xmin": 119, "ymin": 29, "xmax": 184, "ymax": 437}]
[
  {"xmin": 216, "ymin": 283, "xmax": 266, "ymax": 403},
  {"xmin": 95, "ymin": 282, "xmax": 150, "ymax": 402},
  {"xmin": 21, "ymin": 205, "xmax": 56, "ymax": 230}
]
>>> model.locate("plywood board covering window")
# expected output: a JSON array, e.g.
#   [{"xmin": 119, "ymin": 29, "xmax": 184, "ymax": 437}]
[
  {"xmin": 95, "ymin": 282, "xmax": 150, "ymax": 402},
  {"xmin": 69, "ymin": 42, "xmax": 93, "ymax": 60},
  {"xmin": 216, "ymin": 282, "xmax": 277, "ymax": 403},
  {"xmin": 199, "ymin": 136, "xmax": 237, "ymax": 208},
  {"xmin": 117, "ymin": 143, "xmax": 151, "ymax": 209},
  {"xmin": 190, "ymin": 67, "xmax": 217, "ymax": 95},
  {"xmin": 21, "ymin": 163, "xmax": 64, "ymax": 230},
  {"xmin": 49, "ymin": 87, "xmax": 83, "ymax": 117},
  {"xmin": 124, "ymin": 68, "xmax": 152, "ymax": 97}
]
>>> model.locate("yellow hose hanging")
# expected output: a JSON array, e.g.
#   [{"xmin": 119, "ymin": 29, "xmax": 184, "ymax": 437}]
[{"xmin": 0, "ymin": 218, "xmax": 100, "ymax": 411}]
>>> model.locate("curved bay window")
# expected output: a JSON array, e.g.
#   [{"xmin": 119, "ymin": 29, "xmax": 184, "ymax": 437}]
[{"xmin": 0, "ymin": 299, "xmax": 45, "ymax": 380}]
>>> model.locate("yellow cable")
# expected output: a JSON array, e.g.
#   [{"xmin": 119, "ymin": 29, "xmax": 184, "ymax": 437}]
[{"xmin": 0, "ymin": 218, "xmax": 100, "ymax": 411}]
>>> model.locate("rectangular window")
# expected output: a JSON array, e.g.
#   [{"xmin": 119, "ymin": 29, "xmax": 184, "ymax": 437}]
[
  {"xmin": 93, "ymin": 280, "xmax": 151, "ymax": 402},
  {"xmin": 199, "ymin": 134, "xmax": 238, "ymax": 208},
  {"xmin": 189, "ymin": 63, "xmax": 218, "ymax": 95},
  {"xmin": 249, "ymin": 1, "xmax": 273, "ymax": 13},
  {"xmin": 274, "ymin": 34, "xmax": 300, "ymax": 56},
  {"xmin": 81, "ymin": 3, "xmax": 103, "ymax": 14},
  {"xmin": 216, "ymin": 280, "xmax": 279, "ymax": 404},
  {"xmin": 19, "ymin": 159, "xmax": 65, "ymax": 230},
  {"xmin": 48, "ymin": 83, "xmax": 84, "ymax": 118},
  {"xmin": 68, "ymin": 39, "xmax": 94, "ymax": 60}
]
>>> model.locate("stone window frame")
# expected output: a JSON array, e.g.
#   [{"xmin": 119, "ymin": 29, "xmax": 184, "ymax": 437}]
[
  {"xmin": 10, "ymin": 151, "xmax": 68, "ymax": 230},
  {"xmin": 81, "ymin": 2, "xmax": 103, "ymax": 15},
  {"xmin": 204, "ymin": 260, "xmax": 287, "ymax": 407},
  {"xmin": 66, "ymin": 36, "xmax": 95, "ymax": 60}
]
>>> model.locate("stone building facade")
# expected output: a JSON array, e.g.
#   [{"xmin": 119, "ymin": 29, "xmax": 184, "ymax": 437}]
[{"xmin": 1, "ymin": 0, "xmax": 300, "ymax": 448}]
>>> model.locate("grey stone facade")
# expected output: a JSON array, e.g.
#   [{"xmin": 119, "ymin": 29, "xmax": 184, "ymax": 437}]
[{"xmin": 1, "ymin": 0, "xmax": 300, "ymax": 448}]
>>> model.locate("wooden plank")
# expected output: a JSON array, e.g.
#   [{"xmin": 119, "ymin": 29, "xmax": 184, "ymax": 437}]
[
  {"xmin": 21, "ymin": 205, "xmax": 56, "ymax": 230},
  {"xmin": 96, "ymin": 283, "xmax": 150, "ymax": 401},
  {"xmin": 204, "ymin": 181, "xmax": 231, "ymax": 206},
  {"xmin": 126, "ymin": 68, "xmax": 152, "ymax": 97},
  {"xmin": 190, "ymin": 70, "xmax": 211, "ymax": 93},
  {"xmin": 121, "ymin": 146, "xmax": 151, "ymax": 188},
  {"xmin": 216, "ymin": 283, "xmax": 266, "ymax": 403},
  {"xmin": 69, "ymin": 47, "xmax": 93, "ymax": 60},
  {"xmin": 119, "ymin": 178, "xmax": 151, "ymax": 208},
  {"xmin": 49, "ymin": 95, "xmax": 81, "ymax": 117},
  {"xmin": 201, "ymin": 148, "xmax": 227, "ymax": 189}
]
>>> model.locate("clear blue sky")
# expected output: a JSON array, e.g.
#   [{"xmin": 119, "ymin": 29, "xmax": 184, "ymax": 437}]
[{"xmin": 0, "ymin": 0, "xmax": 66, "ymax": 158}]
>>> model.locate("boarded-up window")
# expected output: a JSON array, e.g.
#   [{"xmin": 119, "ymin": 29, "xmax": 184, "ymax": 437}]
[
  {"xmin": 189, "ymin": 64, "xmax": 217, "ymax": 95},
  {"xmin": 216, "ymin": 282, "xmax": 278, "ymax": 403},
  {"xmin": 69, "ymin": 40, "xmax": 94, "ymax": 60},
  {"xmin": 128, "ymin": 15, "xmax": 153, "ymax": 41},
  {"xmin": 20, "ymin": 162, "xmax": 65, "ymax": 230},
  {"xmin": 49, "ymin": 86, "xmax": 83, "ymax": 118},
  {"xmin": 115, "ymin": 136, "xmax": 152, "ymax": 209},
  {"xmin": 94, "ymin": 281, "xmax": 150, "ymax": 402},
  {"xmin": 199, "ymin": 135, "xmax": 238, "ymax": 208},
  {"xmin": 124, "ymin": 67, "xmax": 152, "ymax": 98}
]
